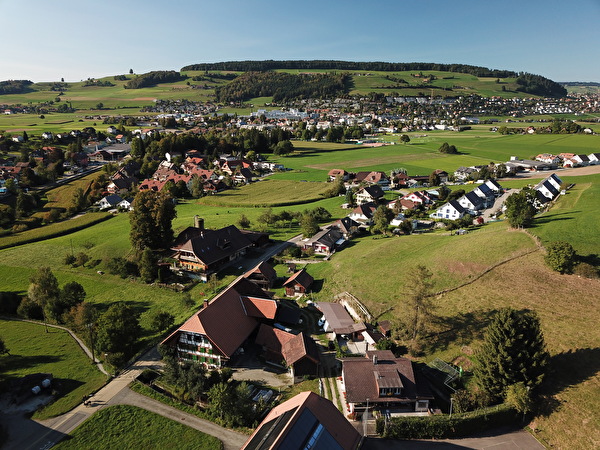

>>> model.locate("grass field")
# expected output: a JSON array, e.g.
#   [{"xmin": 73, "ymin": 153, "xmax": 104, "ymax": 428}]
[
  {"xmin": 267, "ymin": 133, "xmax": 600, "ymax": 181},
  {"xmin": 0, "ymin": 319, "xmax": 108, "ymax": 419},
  {"xmin": 54, "ymin": 405, "xmax": 222, "ymax": 450},
  {"xmin": 196, "ymin": 179, "xmax": 330, "ymax": 207}
]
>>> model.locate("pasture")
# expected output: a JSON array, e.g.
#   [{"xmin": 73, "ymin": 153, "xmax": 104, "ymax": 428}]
[
  {"xmin": 54, "ymin": 405, "xmax": 222, "ymax": 450},
  {"xmin": 0, "ymin": 319, "xmax": 108, "ymax": 419}
]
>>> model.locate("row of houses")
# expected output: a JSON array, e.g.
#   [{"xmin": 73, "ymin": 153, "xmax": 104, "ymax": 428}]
[{"xmin": 430, "ymin": 179, "xmax": 503, "ymax": 220}]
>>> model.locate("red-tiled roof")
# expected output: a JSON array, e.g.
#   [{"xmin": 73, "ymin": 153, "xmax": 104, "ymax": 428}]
[{"xmin": 242, "ymin": 296, "xmax": 278, "ymax": 320}]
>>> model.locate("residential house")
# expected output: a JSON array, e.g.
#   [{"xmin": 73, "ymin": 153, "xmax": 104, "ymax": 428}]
[
  {"xmin": 354, "ymin": 171, "xmax": 389, "ymax": 187},
  {"xmin": 332, "ymin": 217, "xmax": 361, "ymax": 239},
  {"xmin": 160, "ymin": 284, "xmax": 278, "ymax": 368},
  {"xmin": 432, "ymin": 169, "xmax": 448, "ymax": 184},
  {"xmin": 327, "ymin": 169, "xmax": 348, "ymax": 182},
  {"xmin": 430, "ymin": 200, "xmax": 466, "ymax": 220},
  {"xmin": 572, "ymin": 154, "xmax": 590, "ymax": 166},
  {"xmin": 341, "ymin": 350, "xmax": 434, "ymax": 414},
  {"xmin": 454, "ymin": 166, "xmax": 477, "ymax": 181},
  {"xmin": 117, "ymin": 197, "xmax": 134, "ymax": 211},
  {"xmin": 355, "ymin": 185, "xmax": 385, "ymax": 205},
  {"xmin": 472, "ymin": 183, "xmax": 495, "ymax": 207},
  {"xmin": 283, "ymin": 268, "xmax": 314, "ymax": 297},
  {"xmin": 483, "ymin": 179, "xmax": 503, "ymax": 195},
  {"xmin": 348, "ymin": 202, "xmax": 377, "ymax": 224},
  {"xmin": 255, "ymin": 325, "xmax": 320, "ymax": 381},
  {"xmin": 97, "ymin": 194, "xmax": 123, "ymax": 210},
  {"xmin": 170, "ymin": 222, "xmax": 253, "ymax": 279},
  {"xmin": 41, "ymin": 132, "xmax": 53, "ymax": 140},
  {"xmin": 457, "ymin": 191, "xmax": 485, "ymax": 215},
  {"xmin": 298, "ymin": 226, "xmax": 344, "ymax": 256},
  {"xmin": 233, "ymin": 167, "xmax": 253, "ymax": 185},
  {"xmin": 403, "ymin": 190, "xmax": 432, "ymax": 205},
  {"xmin": 244, "ymin": 261, "xmax": 278, "ymax": 290},
  {"xmin": 588, "ymin": 153, "xmax": 600, "ymax": 165},
  {"xmin": 316, "ymin": 302, "xmax": 366, "ymax": 340},
  {"xmin": 534, "ymin": 174, "xmax": 562, "ymax": 204},
  {"xmin": 241, "ymin": 391, "xmax": 361, "ymax": 450}
]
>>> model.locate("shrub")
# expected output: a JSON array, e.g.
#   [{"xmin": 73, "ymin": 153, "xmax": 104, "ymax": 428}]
[
  {"xmin": 573, "ymin": 262, "xmax": 599, "ymax": 279},
  {"xmin": 544, "ymin": 241, "xmax": 576, "ymax": 274}
]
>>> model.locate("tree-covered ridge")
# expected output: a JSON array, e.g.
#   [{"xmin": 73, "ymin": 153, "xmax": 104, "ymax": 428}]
[
  {"xmin": 125, "ymin": 71, "xmax": 186, "ymax": 89},
  {"xmin": 515, "ymin": 73, "xmax": 566, "ymax": 97},
  {"xmin": 0, "ymin": 80, "xmax": 33, "ymax": 95},
  {"xmin": 215, "ymin": 71, "xmax": 350, "ymax": 102},
  {"xmin": 182, "ymin": 60, "xmax": 567, "ymax": 98}
]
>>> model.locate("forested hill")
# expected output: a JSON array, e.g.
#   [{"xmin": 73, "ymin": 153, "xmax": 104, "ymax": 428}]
[{"xmin": 182, "ymin": 60, "xmax": 567, "ymax": 97}]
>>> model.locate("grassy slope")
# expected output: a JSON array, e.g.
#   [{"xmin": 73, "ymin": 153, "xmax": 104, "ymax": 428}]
[
  {"xmin": 0, "ymin": 319, "xmax": 108, "ymax": 419},
  {"xmin": 54, "ymin": 405, "xmax": 222, "ymax": 450}
]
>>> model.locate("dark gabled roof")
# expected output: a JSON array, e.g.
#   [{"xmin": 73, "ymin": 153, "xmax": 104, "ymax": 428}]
[
  {"xmin": 283, "ymin": 268, "xmax": 314, "ymax": 290},
  {"xmin": 334, "ymin": 217, "xmax": 360, "ymax": 234},
  {"xmin": 360, "ymin": 184, "xmax": 385, "ymax": 199},
  {"xmin": 549, "ymin": 173, "xmax": 563, "ymax": 185},
  {"xmin": 171, "ymin": 225, "xmax": 252, "ymax": 266},
  {"xmin": 102, "ymin": 194, "xmax": 123, "ymax": 206},
  {"xmin": 230, "ymin": 277, "xmax": 274, "ymax": 298},
  {"xmin": 447, "ymin": 200, "xmax": 466, "ymax": 213},
  {"xmin": 351, "ymin": 202, "xmax": 377, "ymax": 218},
  {"xmin": 242, "ymin": 392, "xmax": 361, "ymax": 450},
  {"xmin": 464, "ymin": 191, "xmax": 484, "ymax": 206},
  {"xmin": 245, "ymin": 261, "xmax": 277, "ymax": 283},
  {"xmin": 485, "ymin": 179, "xmax": 502, "ymax": 190},
  {"xmin": 475, "ymin": 183, "xmax": 494, "ymax": 196}
]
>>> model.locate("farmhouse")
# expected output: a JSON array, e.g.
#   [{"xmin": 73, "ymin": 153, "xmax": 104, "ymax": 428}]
[
  {"xmin": 170, "ymin": 219, "xmax": 253, "ymax": 279},
  {"xmin": 244, "ymin": 261, "xmax": 278, "ymax": 290},
  {"xmin": 341, "ymin": 351, "xmax": 434, "ymax": 414},
  {"xmin": 242, "ymin": 391, "xmax": 361, "ymax": 450},
  {"xmin": 161, "ymin": 281, "xmax": 278, "ymax": 369}
]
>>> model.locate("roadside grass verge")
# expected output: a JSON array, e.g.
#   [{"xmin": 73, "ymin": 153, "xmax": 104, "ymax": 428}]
[
  {"xmin": 41, "ymin": 171, "xmax": 105, "ymax": 212},
  {"xmin": 0, "ymin": 319, "xmax": 108, "ymax": 419},
  {"xmin": 53, "ymin": 404, "xmax": 222, "ymax": 450}
]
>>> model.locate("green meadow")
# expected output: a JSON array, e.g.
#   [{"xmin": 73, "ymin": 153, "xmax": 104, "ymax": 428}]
[
  {"xmin": 54, "ymin": 405, "xmax": 222, "ymax": 450},
  {"xmin": 0, "ymin": 318, "xmax": 108, "ymax": 419}
]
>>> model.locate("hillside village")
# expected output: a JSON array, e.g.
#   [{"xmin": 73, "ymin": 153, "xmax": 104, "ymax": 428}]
[{"xmin": 1, "ymin": 66, "xmax": 599, "ymax": 450}]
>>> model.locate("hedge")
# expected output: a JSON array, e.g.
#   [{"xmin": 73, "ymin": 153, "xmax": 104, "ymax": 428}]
[{"xmin": 377, "ymin": 404, "xmax": 518, "ymax": 439}]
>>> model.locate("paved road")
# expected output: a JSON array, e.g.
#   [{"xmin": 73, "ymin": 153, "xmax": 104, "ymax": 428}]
[{"xmin": 362, "ymin": 427, "xmax": 544, "ymax": 449}]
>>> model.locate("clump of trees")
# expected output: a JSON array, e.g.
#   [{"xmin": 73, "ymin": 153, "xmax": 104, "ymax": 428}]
[
  {"xmin": 438, "ymin": 142, "xmax": 458, "ymax": 154},
  {"xmin": 129, "ymin": 190, "xmax": 176, "ymax": 253},
  {"xmin": 125, "ymin": 71, "xmax": 185, "ymax": 89}
]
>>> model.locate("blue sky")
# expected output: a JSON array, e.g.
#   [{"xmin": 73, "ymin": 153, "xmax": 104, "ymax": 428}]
[{"xmin": 1, "ymin": 0, "xmax": 599, "ymax": 82}]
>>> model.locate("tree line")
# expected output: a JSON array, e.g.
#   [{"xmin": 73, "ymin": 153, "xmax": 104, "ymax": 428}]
[
  {"xmin": 0, "ymin": 80, "xmax": 33, "ymax": 95},
  {"xmin": 125, "ymin": 71, "xmax": 186, "ymax": 89},
  {"xmin": 215, "ymin": 71, "xmax": 349, "ymax": 103}
]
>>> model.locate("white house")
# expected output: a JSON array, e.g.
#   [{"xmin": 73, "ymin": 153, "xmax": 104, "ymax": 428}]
[
  {"xmin": 98, "ymin": 194, "xmax": 123, "ymax": 210},
  {"xmin": 587, "ymin": 153, "xmax": 600, "ymax": 165},
  {"xmin": 458, "ymin": 191, "xmax": 485, "ymax": 214},
  {"xmin": 430, "ymin": 200, "xmax": 466, "ymax": 220}
]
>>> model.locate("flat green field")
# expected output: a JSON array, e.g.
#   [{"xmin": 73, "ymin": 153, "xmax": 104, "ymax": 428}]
[
  {"xmin": 0, "ymin": 319, "xmax": 108, "ymax": 419},
  {"xmin": 54, "ymin": 405, "xmax": 222, "ymax": 450},
  {"xmin": 197, "ymin": 179, "xmax": 330, "ymax": 207},
  {"xmin": 268, "ymin": 133, "xmax": 600, "ymax": 180}
]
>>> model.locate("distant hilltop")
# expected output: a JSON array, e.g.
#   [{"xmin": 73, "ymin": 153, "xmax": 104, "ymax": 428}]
[{"xmin": 181, "ymin": 60, "xmax": 567, "ymax": 97}]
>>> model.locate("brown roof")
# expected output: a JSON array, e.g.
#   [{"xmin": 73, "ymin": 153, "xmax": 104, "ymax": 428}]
[
  {"xmin": 316, "ymin": 302, "xmax": 365, "ymax": 335},
  {"xmin": 242, "ymin": 391, "xmax": 361, "ymax": 450},
  {"xmin": 162, "ymin": 285, "xmax": 267, "ymax": 357},
  {"xmin": 245, "ymin": 261, "xmax": 277, "ymax": 283},
  {"xmin": 283, "ymin": 268, "xmax": 314, "ymax": 290},
  {"xmin": 230, "ymin": 277, "xmax": 273, "ymax": 298},
  {"xmin": 171, "ymin": 225, "xmax": 253, "ymax": 266},
  {"xmin": 282, "ymin": 332, "xmax": 320, "ymax": 366},
  {"xmin": 341, "ymin": 351, "xmax": 433, "ymax": 404},
  {"xmin": 242, "ymin": 296, "xmax": 278, "ymax": 320}
]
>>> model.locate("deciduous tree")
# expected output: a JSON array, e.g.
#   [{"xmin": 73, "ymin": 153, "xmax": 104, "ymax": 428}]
[
  {"xmin": 96, "ymin": 303, "xmax": 141, "ymax": 357},
  {"xmin": 504, "ymin": 189, "xmax": 536, "ymax": 228}
]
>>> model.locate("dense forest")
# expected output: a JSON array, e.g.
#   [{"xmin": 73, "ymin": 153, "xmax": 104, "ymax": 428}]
[
  {"xmin": 515, "ymin": 73, "xmax": 567, "ymax": 97},
  {"xmin": 215, "ymin": 72, "xmax": 350, "ymax": 102},
  {"xmin": 125, "ymin": 71, "xmax": 186, "ymax": 89},
  {"xmin": 182, "ymin": 60, "xmax": 567, "ymax": 97},
  {"xmin": 0, "ymin": 80, "xmax": 33, "ymax": 95}
]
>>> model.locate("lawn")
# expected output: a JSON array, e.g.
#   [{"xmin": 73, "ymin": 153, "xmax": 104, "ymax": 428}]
[
  {"xmin": 54, "ymin": 405, "xmax": 223, "ymax": 450},
  {"xmin": 0, "ymin": 318, "xmax": 108, "ymax": 419}
]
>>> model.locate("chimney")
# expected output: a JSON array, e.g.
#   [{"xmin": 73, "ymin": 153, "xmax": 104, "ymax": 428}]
[
  {"xmin": 373, "ymin": 354, "xmax": 378, "ymax": 365},
  {"xmin": 194, "ymin": 215, "xmax": 204, "ymax": 230},
  {"xmin": 203, "ymin": 299, "xmax": 209, "ymax": 309}
]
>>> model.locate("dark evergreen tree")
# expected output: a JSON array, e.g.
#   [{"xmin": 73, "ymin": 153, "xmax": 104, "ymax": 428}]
[
  {"xmin": 474, "ymin": 308, "xmax": 549, "ymax": 401},
  {"xmin": 129, "ymin": 190, "xmax": 177, "ymax": 253},
  {"xmin": 96, "ymin": 303, "xmax": 141, "ymax": 356}
]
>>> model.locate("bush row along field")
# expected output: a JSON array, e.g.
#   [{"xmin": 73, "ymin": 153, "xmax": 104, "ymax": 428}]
[
  {"xmin": 53, "ymin": 404, "xmax": 222, "ymax": 450},
  {"xmin": 0, "ymin": 319, "xmax": 108, "ymax": 420}
]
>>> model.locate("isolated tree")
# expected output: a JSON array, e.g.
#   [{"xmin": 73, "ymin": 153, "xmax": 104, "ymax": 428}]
[
  {"xmin": 129, "ymin": 190, "xmax": 176, "ymax": 253},
  {"xmin": 96, "ymin": 303, "xmax": 141, "ymax": 356},
  {"xmin": 237, "ymin": 214, "xmax": 251, "ymax": 229},
  {"xmin": 96, "ymin": 102, "xmax": 104, "ymax": 110},
  {"xmin": 400, "ymin": 134, "xmax": 410, "ymax": 144},
  {"xmin": 371, "ymin": 205, "xmax": 394, "ymax": 235},
  {"xmin": 428, "ymin": 171, "xmax": 440, "ymax": 187},
  {"xmin": 300, "ymin": 213, "xmax": 319, "ymax": 238},
  {"xmin": 474, "ymin": 308, "xmax": 549, "ymax": 401},
  {"xmin": 0, "ymin": 337, "xmax": 9, "ymax": 355},
  {"xmin": 60, "ymin": 281, "xmax": 86, "ymax": 310},
  {"xmin": 129, "ymin": 68, "xmax": 134, "ymax": 75},
  {"xmin": 544, "ymin": 241, "xmax": 577, "ymax": 274},
  {"xmin": 504, "ymin": 189, "xmax": 536, "ymax": 228},
  {"xmin": 405, "ymin": 265, "xmax": 435, "ymax": 347},
  {"xmin": 273, "ymin": 140, "xmax": 294, "ymax": 156},
  {"xmin": 28, "ymin": 266, "xmax": 60, "ymax": 321}
]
